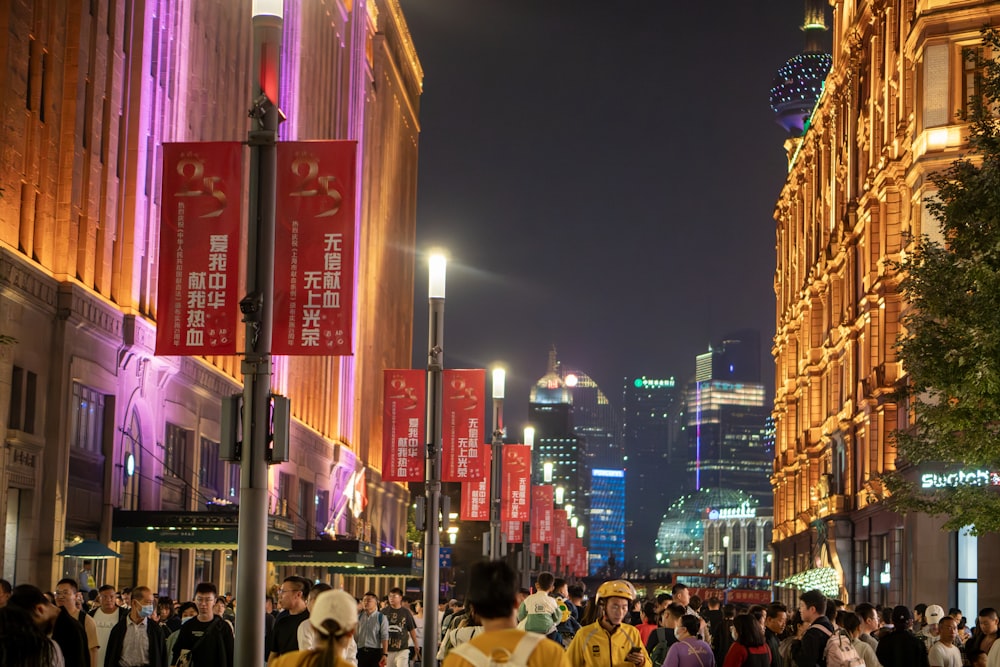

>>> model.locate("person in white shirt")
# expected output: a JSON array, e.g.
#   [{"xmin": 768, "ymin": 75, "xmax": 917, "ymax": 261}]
[
  {"xmin": 91, "ymin": 585, "xmax": 124, "ymax": 667},
  {"xmin": 929, "ymin": 617, "xmax": 962, "ymax": 667}
]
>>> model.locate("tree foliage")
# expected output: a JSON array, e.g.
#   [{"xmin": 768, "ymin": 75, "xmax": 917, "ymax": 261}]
[{"xmin": 886, "ymin": 29, "xmax": 1000, "ymax": 534}]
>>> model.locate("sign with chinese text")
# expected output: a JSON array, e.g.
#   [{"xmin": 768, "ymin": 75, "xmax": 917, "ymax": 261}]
[
  {"xmin": 273, "ymin": 141, "xmax": 358, "ymax": 355},
  {"xmin": 441, "ymin": 369, "xmax": 486, "ymax": 481},
  {"xmin": 531, "ymin": 486, "xmax": 553, "ymax": 543},
  {"xmin": 502, "ymin": 520, "xmax": 522, "ymax": 544},
  {"xmin": 460, "ymin": 448, "xmax": 491, "ymax": 521},
  {"xmin": 501, "ymin": 445, "xmax": 531, "ymax": 521},
  {"xmin": 552, "ymin": 509, "xmax": 568, "ymax": 556},
  {"xmin": 155, "ymin": 142, "xmax": 242, "ymax": 356},
  {"xmin": 381, "ymin": 370, "xmax": 426, "ymax": 481}
]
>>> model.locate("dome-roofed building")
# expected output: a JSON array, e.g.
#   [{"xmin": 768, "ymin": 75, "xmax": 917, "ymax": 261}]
[
  {"xmin": 655, "ymin": 488, "xmax": 771, "ymax": 578},
  {"xmin": 769, "ymin": 0, "xmax": 832, "ymax": 135}
]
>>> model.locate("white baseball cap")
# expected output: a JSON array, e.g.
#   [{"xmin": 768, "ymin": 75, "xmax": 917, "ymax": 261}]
[{"xmin": 310, "ymin": 589, "xmax": 359, "ymax": 637}]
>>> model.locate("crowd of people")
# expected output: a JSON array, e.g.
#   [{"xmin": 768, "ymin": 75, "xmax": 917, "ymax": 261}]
[{"xmin": 0, "ymin": 565, "xmax": 996, "ymax": 667}]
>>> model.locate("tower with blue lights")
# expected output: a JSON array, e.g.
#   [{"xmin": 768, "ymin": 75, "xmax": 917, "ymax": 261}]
[{"xmin": 769, "ymin": 0, "xmax": 832, "ymax": 135}]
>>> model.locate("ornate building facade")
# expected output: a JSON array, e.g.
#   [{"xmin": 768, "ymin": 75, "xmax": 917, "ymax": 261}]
[
  {"xmin": 0, "ymin": 0, "xmax": 422, "ymax": 598},
  {"xmin": 772, "ymin": 0, "xmax": 1000, "ymax": 609}
]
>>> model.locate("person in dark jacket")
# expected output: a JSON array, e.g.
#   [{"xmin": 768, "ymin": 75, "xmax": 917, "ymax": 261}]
[
  {"xmin": 794, "ymin": 589, "xmax": 834, "ymax": 667},
  {"xmin": 171, "ymin": 582, "xmax": 234, "ymax": 667},
  {"xmin": 876, "ymin": 606, "xmax": 929, "ymax": 667},
  {"xmin": 765, "ymin": 604, "xmax": 788, "ymax": 667},
  {"xmin": 104, "ymin": 586, "xmax": 167, "ymax": 667}
]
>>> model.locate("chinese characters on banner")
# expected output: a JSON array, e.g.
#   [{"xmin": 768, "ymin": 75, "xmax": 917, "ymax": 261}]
[
  {"xmin": 552, "ymin": 509, "xmax": 569, "ymax": 556},
  {"xmin": 500, "ymin": 445, "xmax": 531, "ymax": 521},
  {"xmin": 460, "ymin": 449, "xmax": 491, "ymax": 521},
  {"xmin": 381, "ymin": 370, "xmax": 426, "ymax": 482},
  {"xmin": 273, "ymin": 141, "xmax": 358, "ymax": 355},
  {"xmin": 155, "ymin": 142, "xmax": 242, "ymax": 356},
  {"xmin": 502, "ymin": 520, "xmax": 522, "ymax": 544},
  {"xmin": 530, "ymin": 486, "xmax": 553, "ymax": 543},
  {"xmin": 441, "ymin": 369, "xmax": 486, "ymax": 481}
]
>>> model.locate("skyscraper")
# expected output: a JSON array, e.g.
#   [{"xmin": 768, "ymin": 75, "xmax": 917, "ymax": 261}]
[
  {"xmin": 589, "ymin": 468, "xmax": 626, "ymax": 576},
  {"xmin": 622, "ymin": 376, "xmax": 684, "ymax": 572},
  {"xmin": 685, "ymin": 332, "xmax": 772, "ymax": 510},
  {"xmin": 563, "ymin": 368, "xmax": 621, "ymax": 469},
  {"xmin": 529, "ymin": 349, "xmax": 586, "ymax": 515}
]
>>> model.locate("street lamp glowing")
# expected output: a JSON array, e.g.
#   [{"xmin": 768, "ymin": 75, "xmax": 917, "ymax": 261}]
[
  {"xmin": 428, "ymin": 253, "xmax": 447, "ymax": 299},
  {"xmin": 555, "ymin": 486, "xmax": 565, "ymax": 505},
  {"xmin": 577, "ymin": 525, "xmax": 585, "ymax": 538},
  {"xmin": 570, "ymin": 515, "xmax": 578, "ymax": 528},
  {"xmin": 492, "ymin": 367, "xmax": 506, "ymax": 399},
  {"xmin": 524, "ymin": 426, "xmax": 535, "ymax": 449},
  {"xmin": 722, "ymin": 535, "xmax": 730, "ymax": 548},
  {"xmin": 543, "ymin": 462, "xmax": 553, "ymax": 483}
]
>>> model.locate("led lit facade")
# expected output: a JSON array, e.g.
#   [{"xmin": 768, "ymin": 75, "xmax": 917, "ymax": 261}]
[
  {"xmin": 685, "ymin": 332, "xmax": 772, "ymax": 509},
  {"xmin": 0, "ymin": 0, "xmax": 422, "ymax": 597},
  {"xmin": 588, "ymin": 468, "xmax": 626, "ymax": 577},
  {"xmin": 771, "ymin": 0, "xmax": 1000, "ymax": 610}
]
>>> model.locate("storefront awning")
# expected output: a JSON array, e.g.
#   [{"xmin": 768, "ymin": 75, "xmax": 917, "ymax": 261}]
[
  {"xmin": 371, "ymin": 555, "xmax": 423, "ymax": 577},
  {"xmin": 112, "ymin": 509, "xmax": 294, "ymax": 550},
  {"xmin": 267, "ymin": 539, "xmax": 375, "ymax": 567}
]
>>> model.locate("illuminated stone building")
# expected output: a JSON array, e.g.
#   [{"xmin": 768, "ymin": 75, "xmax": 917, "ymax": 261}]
[
  {"xmin": 771, "ymin": 0, "xmax": 1000, "ymax": 609},
  {"xmin": 0, "ymin": 0, "xmax": 422, "ymax": 598}
]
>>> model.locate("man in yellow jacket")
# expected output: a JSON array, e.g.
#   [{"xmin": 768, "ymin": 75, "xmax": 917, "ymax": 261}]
[{"xmin": 566, "ymin": 581, "xmax": 653, "ymax": 667}]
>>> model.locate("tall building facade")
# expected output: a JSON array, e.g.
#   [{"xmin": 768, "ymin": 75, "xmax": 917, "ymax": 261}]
[
  {"xmin": 622, "ymin": 375, "xmax": 683, "ymax": 573},
  {"xmin": 563, "ymin": 369, "xmax": 620, "ymax": 470},
  {"xmin": 588, "ymin": 468, "xmax": 626, "ymax": 577},
  {"xmin": 771, "ymin": 0, "xmax": 1000, "ymax": 610},
  {"xmin": 529, "ymin": 349, "xmax": 585, "ymax": 517},
  {"xmin": 685, "ymin": 333, "xmax": 772, "ymax": 509},
  {"xmin": 0, "ymin": 0, "xmax": 423, "ymax": 598}
]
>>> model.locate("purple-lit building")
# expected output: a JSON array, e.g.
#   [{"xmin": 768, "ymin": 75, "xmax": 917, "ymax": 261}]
[{"xmin": 0, "ymin": 0, "xmax": 422, "ymax": 599}]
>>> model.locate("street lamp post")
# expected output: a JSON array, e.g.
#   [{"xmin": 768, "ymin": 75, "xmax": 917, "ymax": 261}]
[
  {"xmin": 235, "ymin": 4, "xmax": 281, "ymax": 667},
  {"xmin": 722, "ymin": 534, "xmax": 730, "ymax": 604},
  {"xmin": 521, "ymin": 426, "xmax": 535, "ymax": 588},
  {"xmin": 421, "ymin": 253, "xmax": 446, "ymax": 664},
  {"xmin": 488, "ymin": 368, "xmax": 505, "ymax": 559}
]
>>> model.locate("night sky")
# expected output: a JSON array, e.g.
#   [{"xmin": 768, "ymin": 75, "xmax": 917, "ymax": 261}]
[{"xmin": 398, "ymin": 1, "xmax": 817, "ymax": 432}]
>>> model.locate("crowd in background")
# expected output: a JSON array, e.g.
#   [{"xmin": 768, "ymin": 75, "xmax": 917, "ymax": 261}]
[{"xmin": 0, "ymin": 566, "xmax": 996, "ymax": 667}]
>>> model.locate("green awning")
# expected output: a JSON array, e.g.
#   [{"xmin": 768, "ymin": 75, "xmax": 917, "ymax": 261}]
[
  {"xmin": 267, "ymin": 539, "xmax": 375, "ymax": 567},
  {"xmin": 112, "ymin": 509, "xmax": 293, "ymax": 550}
]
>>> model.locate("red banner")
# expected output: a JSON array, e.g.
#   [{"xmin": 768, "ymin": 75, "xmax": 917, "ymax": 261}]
[
  {"xmin": 503, "ymin": 520, "xmax": 522, "ymax": 544},
  {"xmin": 501, "ymin": 445, "xmax": 531, "ymax": 521},
  {"xmin": 460, "ymin": 449, "xmax": 491, "ymax": 520},
  {"xmin": 530, "ymin": 486, "xmax": 553, "ymax": 543},
  {"xmin": 442, "ymin": 369, "xmax": 487, "ymax": 481},
  {"xmin": 155, "ymin": 142, "xmax": 242, "ymax": 356},
  {"xmin": 381, "ymin": 370, "xmax": 426, "ymax": 482},
  {"xmin": 552, "ymin": 509, "xmax": 568, "ymax": 556},
  {"xmin": 273, "ymin": 141, "xmax": 358, "ymax": 355}
]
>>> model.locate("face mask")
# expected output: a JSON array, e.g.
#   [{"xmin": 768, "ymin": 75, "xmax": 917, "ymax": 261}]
[
  {"xmin": 139, "ymin": 604, "xmax": 155, "ymax": 618},
  {"xmin": 181, "ymin": 615, "xmax": 194, "ymax": 625}
]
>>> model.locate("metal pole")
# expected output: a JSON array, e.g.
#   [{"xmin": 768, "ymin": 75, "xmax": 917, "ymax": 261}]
[
  {"xmin": 422, "ymin": 256, "xmax": 445, "ymax": 664},
  {"xmin": 488, "ymin": 393, "xmax": 504, "ymax": 559},
  {"xmin": 235, "ymin": 11, "xmax": 280, "ymax": 667}
]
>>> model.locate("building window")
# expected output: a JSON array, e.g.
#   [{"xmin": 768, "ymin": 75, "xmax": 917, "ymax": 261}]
[
  {"xmin": 70, "ymin": 382, "xmax": 105, "ymax": 455},
  {"xmin": 122, "ymin": 409, "xmax": 142, "ymax": 510},
  {"xmin": 956, "ymin": 526, "xmax": 977, "ymax": 617},
  {"xmin": 163, "ymin": 423, "xmax": 190, "ymax": 479},
  {"xmin": 276, "ymin": 473, "xmax": 292, "ymax": 517},
  {"xmin": 962, "ymin": 46, "xmax": 984, "ymax": 120},
  {"xmin": 299, "ymin": 481, "xmax": 314, "ymax": 539},
  {"xmin": 200, "ymin": 438, "xmax": 220, "ymax": 497},
  {"xmin": 9, "ymin": 366, "xmax": 38, "ymax": 434},
  {"xmin": 158, "ymin": 550, "xmax": 179, "ymax": 600},
  {"xmin": 316, "ymin": 490, "xmax": 330, "ymax": 536},
  {"xmin": 226, "ymin": 463, "xmax": 241, "ymax": 502}
]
